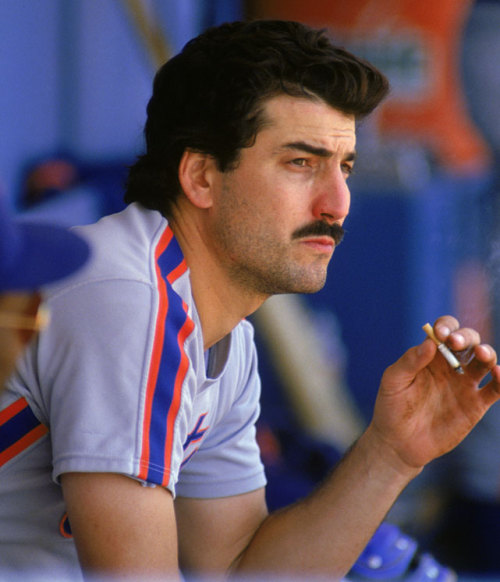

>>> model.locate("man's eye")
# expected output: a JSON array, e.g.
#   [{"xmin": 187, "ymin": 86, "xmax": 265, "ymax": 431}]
[
  {"xmin": 290, "ymin": 158, "xmax": 308, "ymax": 167},
  {"xmin": 342, "ymin": 163, "xmax": 354, "ymax": 177}
]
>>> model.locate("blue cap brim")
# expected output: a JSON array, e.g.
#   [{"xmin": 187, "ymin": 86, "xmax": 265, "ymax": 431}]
[{"xmin": 0, "ymin": 222, "xmax": 90, "ymax": 292}]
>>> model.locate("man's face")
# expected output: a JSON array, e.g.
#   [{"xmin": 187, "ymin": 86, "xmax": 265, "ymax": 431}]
[
  {"xmin": 0, "ymin": 292, "xmax": 41, "ymax": 390},
  {"xmin": 208, "ymin": 94, "xmax": 356, "ymax": 296}
]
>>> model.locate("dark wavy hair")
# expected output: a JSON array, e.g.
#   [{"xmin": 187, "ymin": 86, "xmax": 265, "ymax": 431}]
[{"xmin": 124, "ymin": 20, "xmax": 389, "ymax": 216}]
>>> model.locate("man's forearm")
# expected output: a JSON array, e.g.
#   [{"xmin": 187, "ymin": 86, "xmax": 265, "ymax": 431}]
[{"xmin": 234, "ymin": 427, "xmax": 421, "ymax": 578}]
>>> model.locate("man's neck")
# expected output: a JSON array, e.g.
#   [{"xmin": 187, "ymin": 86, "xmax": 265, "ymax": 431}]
[{"xmin": 168, "ymin": 204, "xmax": 267, "ymax": 350}]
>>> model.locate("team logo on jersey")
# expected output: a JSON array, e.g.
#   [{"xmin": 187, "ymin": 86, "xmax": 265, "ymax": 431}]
[
  {"xmin": 59, "ymin": 513, "xmax": 73, "ymax": 538},
  {"xmin": 181, "ymin": 412, "xmax": 210, "ymax": 467}
]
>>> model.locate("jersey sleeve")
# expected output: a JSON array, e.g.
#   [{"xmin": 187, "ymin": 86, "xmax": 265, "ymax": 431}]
[{"xmin": 32, "ymin": 277, "xmax": 167, "ymax": 486}]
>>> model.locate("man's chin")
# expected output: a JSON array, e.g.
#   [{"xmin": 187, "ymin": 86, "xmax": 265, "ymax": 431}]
[
  {"xmin": 256, "ymin": 262, "xmax": 329, "ymax": 295},
  {"xmin": 296, "ymin": 280, "xmax": 327, "ymax": 294},
  {"xmin": 287, "ymin": 272, "xmax": 328, "ymax": 295}
]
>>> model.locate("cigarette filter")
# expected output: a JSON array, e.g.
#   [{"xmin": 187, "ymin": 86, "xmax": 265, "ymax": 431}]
[{"xmin": 422, "ymin": 323, "xmax": 464, "ymax": 374}]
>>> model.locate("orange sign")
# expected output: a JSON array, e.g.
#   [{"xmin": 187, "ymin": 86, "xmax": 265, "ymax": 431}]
[{"xmin": 249, "ymin": 0, "xmax": 492, "ymax": 174}]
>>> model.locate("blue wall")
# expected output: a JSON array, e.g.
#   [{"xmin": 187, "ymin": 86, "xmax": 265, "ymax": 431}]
[{"xmin": 0, "ymin": 0, "xmax": 241, "ymax": 209}]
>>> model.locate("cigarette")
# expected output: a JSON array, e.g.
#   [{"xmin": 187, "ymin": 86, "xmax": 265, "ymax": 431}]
[{"xmin": 422, "ymin": 323, "xmax": 464, "ymax": 374}]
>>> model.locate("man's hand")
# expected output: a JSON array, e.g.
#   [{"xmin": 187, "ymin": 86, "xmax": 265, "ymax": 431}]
[{"xmin": 369, "ymin": 315, "xmax": 500, "ymax": 470}]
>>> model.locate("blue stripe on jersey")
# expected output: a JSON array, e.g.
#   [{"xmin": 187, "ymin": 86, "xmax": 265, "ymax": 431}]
[
  {"xmin": 144, "ymin": 230, "xmax": 193, "ymax": 484},
  {"xmin": 0, "ymin": 403, "xmax": 43, "ymax": 450},
  {"xmin": 0, "ymin": 398, "xmax": 48, "ymax": 467},
  {"xmin": 159, "ymin": 231, "xmax": 184, "ymax": 277}
]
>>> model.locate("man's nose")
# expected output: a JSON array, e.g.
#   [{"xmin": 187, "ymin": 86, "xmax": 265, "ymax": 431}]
[{"xmin": 312, "ymin": 169, "xmax": 351, "ymax": 224}]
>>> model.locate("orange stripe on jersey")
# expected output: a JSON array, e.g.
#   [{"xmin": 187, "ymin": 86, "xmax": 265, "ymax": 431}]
[
  {"xmin": 138, "ymin": 225, "xmax": 195, "ymax": 486},
  {"xmin": 0, "ymin": 424, "xmax": 48, "ymax": 467},
  {"xmin": 138, "ymin": 226, "xmax": 172, "ymax": 480},
  {"xmin": 166, "ymin": 260, "xmax": 187, "ymax": 285},
  {"xmin": 0, "ymin": 397, "xmax": 28, "ymax": 423},
  {"xmin": 0, "ymin": 398, "xmax": 48, "ymax": 467},
  {"xmin": 162, "ymin": 302, "xmax": 195, "ymax": 486}
]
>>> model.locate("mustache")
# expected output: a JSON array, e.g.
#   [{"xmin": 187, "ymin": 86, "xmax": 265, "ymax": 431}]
[{"xmin": 292, "ymin": 221, "xmax": 345, "ymax": 246}]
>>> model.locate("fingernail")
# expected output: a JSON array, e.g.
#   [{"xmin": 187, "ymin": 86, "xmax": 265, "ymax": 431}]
[
  {"xmin": 480, "ymin": 345, "xmax": 492, "ymax": 358},
  {"xmin": 438, "ymin": 325, "xmax": 450, "ymax": 338}
]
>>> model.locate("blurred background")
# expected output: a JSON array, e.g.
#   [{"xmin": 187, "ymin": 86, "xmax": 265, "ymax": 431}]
[{"xmin": 1, "ymin": 0, "xmax": 500, "ymax": 578}]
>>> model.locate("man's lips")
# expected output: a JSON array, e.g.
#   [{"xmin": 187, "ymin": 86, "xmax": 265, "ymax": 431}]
[{"xmin": 299, "ymin": 236, "xmax": 336, "ymax": 252}]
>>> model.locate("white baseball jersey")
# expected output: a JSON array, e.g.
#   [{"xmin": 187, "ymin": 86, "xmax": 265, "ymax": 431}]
[{"xmin": 0, "ymin": 203, "xmax": 266, "ymax": 575}]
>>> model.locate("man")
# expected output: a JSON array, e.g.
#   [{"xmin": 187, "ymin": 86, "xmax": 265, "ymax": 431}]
[
  {"xmin": 1, "ymin": 20, "xmax": 498, "ymax": 581},
  {"xmin": 0, "ymin": 195, "xmax": 90, "ymax": 388}
]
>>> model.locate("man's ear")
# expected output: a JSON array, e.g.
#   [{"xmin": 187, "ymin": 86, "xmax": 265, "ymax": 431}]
[{"xmin": 178, "ymin": 149, "xmax": 217, "ymax": 209}]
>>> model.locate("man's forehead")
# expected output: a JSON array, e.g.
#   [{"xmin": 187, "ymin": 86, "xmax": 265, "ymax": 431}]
[
  {"xmin": 261, "ymin": 94, "xmax": 355, "ymax": 136},
  {"xmin": 258, "ymin": 95, "xmax": 356, "ymax": 150}
]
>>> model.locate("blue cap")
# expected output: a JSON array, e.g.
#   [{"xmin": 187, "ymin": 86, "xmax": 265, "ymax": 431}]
[{"xmin": 0, "ymin": 196, "xmax": 90, "ymax": 291}]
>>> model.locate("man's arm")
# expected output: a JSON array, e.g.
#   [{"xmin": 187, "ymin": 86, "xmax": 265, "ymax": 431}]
[
  {"xmin": 175, "ymin": 433, "xmax": 417, "ymax": 579},
  {"xmin": 175, "ymin": 489, "xmax": 268, "ymax": 573},
  {"xmin": 229, "ymin": 316, "xmax": 500, "ymax": 578},
  {"xmin": 61, "ymin": 472, "xmax": 181, "ymax": 579}
]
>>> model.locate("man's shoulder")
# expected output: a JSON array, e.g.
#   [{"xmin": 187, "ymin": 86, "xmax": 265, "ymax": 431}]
[
  {"xmin": 44, "ymin": 204, "xmax": 170, "ymax": 298},
  {"xmin": 76, "ymin": 202, "xmax": 165, "ymax": 250}
]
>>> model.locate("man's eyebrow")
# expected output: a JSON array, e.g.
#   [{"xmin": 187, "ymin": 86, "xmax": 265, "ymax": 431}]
[{"xmin": 280, "ymin": 141, "xmax": 357, "ymax": 161}]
